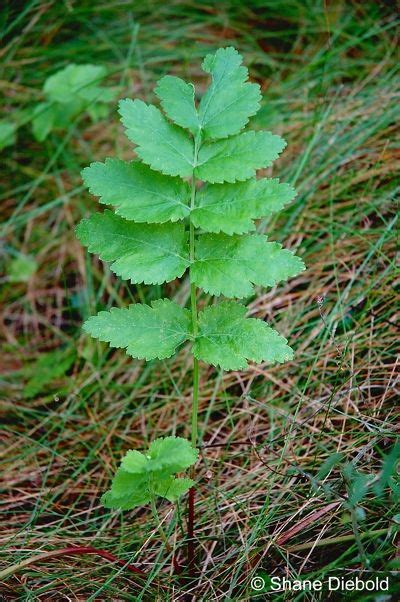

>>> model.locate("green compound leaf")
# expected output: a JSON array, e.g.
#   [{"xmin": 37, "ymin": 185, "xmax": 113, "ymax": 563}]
[
  {"xmin": 32, "ymin": 64, "xmax": 114, "ymax": 142},
  {"xmin": 102, "ymin": 437, "xmax": 198, "ymax": 510},
  {"xmin": 191, "ymin": 178, "xmax": 296, "ymax": 235},
  {"xmin": 198, "ymin": 47, "xmax": 261, "ymax": 140},
  {"xmin": 119, "ymin": 98, "xmax": 194, "ymax": 178},
  {"xmin": 43, "ymin": 64, "xmax": 110, "ymax": 104},
  {"xmin": 155, "ymin": 75, "xmax": 199, "ymax": 134},
  {"xmin": 82, "ymin": 159, "xmax": 190, "ymax": 223},
  {"xmin": 76, "ymin": 210, "xmax": 189, "ymax": 284},
  {"xmin": 191, "ymin": 234, "xmax": 305, "ymax": 298},
  {"xmin": 83, "ymin": 299, "xmax": 191, "ymax": 360},
  {"xmin": 194, "ymin": 302, "xmax": 293, "ymax": 370},
  {"xmin": 196, "ymin": 131, "xmax": 286, "ymax": 183}
]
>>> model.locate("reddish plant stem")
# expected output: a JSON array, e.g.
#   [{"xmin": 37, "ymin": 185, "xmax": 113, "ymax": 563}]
[
  {"xmin": 0, "ymin": 544, "xmax": 184, "ymax": 590},
  {"xmin": 0, "ymin": 546, "xmax": 146, "ymax": 583},
  {"xmin": 187, "ymin": 485, "xmax": 195, "ymax": 575},
  {"xmin": 173, "ymin": 555, "xmax": 183, "ymax": 574},
  {"xmin": 68, "ymin": 546, "xmax": 179, "ymax": 586},
  {"xmin": 58, "ymin": 546, "xmax": 146, "ymax": 575}
]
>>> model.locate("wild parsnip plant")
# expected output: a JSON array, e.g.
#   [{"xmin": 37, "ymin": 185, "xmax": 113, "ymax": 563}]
[{"xmin": 77, "ymin": 47, "xmax": 305, "ymax": 512}]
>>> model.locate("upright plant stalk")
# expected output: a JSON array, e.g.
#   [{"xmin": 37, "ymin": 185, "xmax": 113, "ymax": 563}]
[
  {"xmin": 190, "ymin": 132, "xmax": 201, "ymax": 450},
  {"xmin": 191, "ymin": 353, "xmax": 199, "ymax": 448},
  {"xmin": 76, "ymin": 47, "xmax": 305, "ymax": 576},
  {"xmin": 188, "ymin": 132, "xmax": 201, "ymax": 573}
]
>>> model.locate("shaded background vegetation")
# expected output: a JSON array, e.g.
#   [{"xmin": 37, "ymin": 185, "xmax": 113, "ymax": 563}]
[{"xmin": 1, "ymin": 1, "xmax": 399, "ymax": 600}]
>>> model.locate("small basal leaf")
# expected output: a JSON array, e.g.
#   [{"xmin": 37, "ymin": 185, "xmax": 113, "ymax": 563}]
[
  {"xmin": 102, "ymin": 437, "xmax": 197, "ymax": 509},
  {"xmin": 108, "ymin": 469, "xmax": 147, "ymax": 498},
  {"xmin": 194, "ymin": 302, "xmax": 293, "ymax": 370},
  {"xmin": 198, "ymin": 47, "xmax": 261, "ymax": 140},
  {"xmin": 102, "ymin": 470, "xmax": 151, "ymax": 509},
  {"xmin": 76, "ymin": 211, "xmax": 189, "ymax": 284},
  {"xmin": 148, "ymin": 436, "xmax": 199, "ymax": 474},
  {"xmin": 101, "ymin": 489, "xmax": 151, "ymax": 510},
  {"xmin": 155, "ymin": 75, "xmax": 199, "ymax": 134},
  {"xmin": 120, "ymin": 437, "xmax": 199, "ymax": 477},
  {"xmin": 32, "ymin": 102, "xmax": 57, "ymax": 142},
  {"xmin": 0, "ymin": 121, "xmax": 16, "ymax": 150},
  {"xmin": 119, "ymin": 98, "xmax": 194, "ymax": 178},
  {"xmin": 191, "ymin": 234, "xmax": 305, "ymax": 297},
  {"xmin": 196, "ymin": 131, "xmax": 286, "ymax": 183},
  {"xmin": 23, "ymin": 348, "xmax": 76, "ymax": 399},
  {"xmin": 44, "ymin": 64, "xmax": 108, "ymax": 104},
  {"xmin": 87, "ymin": 103, "xmax": 109, "ymax": 122},
  {"xmin": 191, "ymin": 178, "xmax": 296, "ymax": 234},
  {"xmin": 8, "ymin": 254, "xmax": 37, "ymax": 283},
  {"xmin": 83, "ymin": 299, "xmax": 191, "ymax": 360},
  {"xmin": 155, "ymin": 477, "xmax": 194, "ymax": 502},
  {"xmin": 82, "ymin": 159, "xmax": 190, "ymax": 223},
  {"xmin": 316, "ymin": 453, "xmax": 344, "ymax": 481},
  {"xmin": 373, "ymin": 441, "xmax": 400, "ymax": 497},
  {"xmin": 343, "ymin": 464, "xmax": 371, "ymax": 507},
  {"xmin": 120, "ymin": 450, "xmax": 148, "ymax": 474}
]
